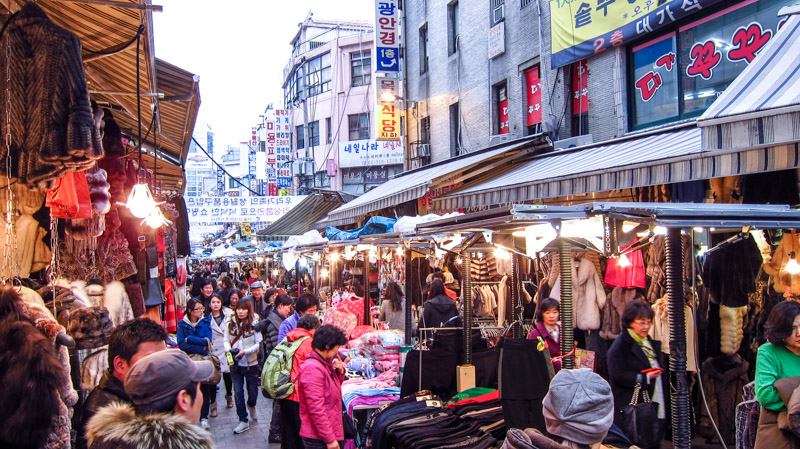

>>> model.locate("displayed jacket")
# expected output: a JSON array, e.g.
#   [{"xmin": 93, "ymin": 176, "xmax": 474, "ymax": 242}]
[
  {"xmin": 423, "ymin": 293, "xmax": 461, "ymax": 331},
  {"xmin": 209, "ymin": 308, "xmax": 233, "ymax": 374},
  {"xmin": 604, "ymin": 239, "xmax": 646, "ymax": 289},
  {"xmin": 77, "ymin": 370, "xmax": 129, "ymax": 449},
  {"xmin": 528, "ymin": 322, "xmax": 562, "ymax": 373},
  {"xmin": 551, "ymin": 257, "xmax": 606, "ymax": 330},
  {"xmin": 224, "ymin": 317, "xmax": 262, "ymax": 368},
  {"xmin": 647, "ymin": 235, "xmax": 695, "ymax": 303},
  {"xmin": 606, "ymin": 329, "xmax": 663, "ymax": 423},
  {"xmin": 85, "ymin": 402, "xmax": 213, "ymax": 449},
  {"xmin": 765, "ymin": 232, "xmax": 800, "ymax": 296},
  {"xmin": 601, "ymin": 287, "xmax": 645, "ymax": 340},
  {"xmin": 286, "ymin": 327, "xmax": 314, "ymax": 402},
  {"xmin": 177, "ymin": 315, "xmax": 211, "ymax": 356},
  {"xmin": 649, "ymin": 295, "xmax": 698, "ymax": 372},
  {"xmin": 701, "ymin": 236, "xmax": 762, "ymax": 307},
  {"xmin": 278, "ymin": 311, "xmax": 301, "ymax": 344},
  {"xmin": 298, "ymin": 351, "xmax": 346, "ymax": 444},
  {"xmin": 697, "ymin": 354, "xmax": 749, "ymax": 445}
]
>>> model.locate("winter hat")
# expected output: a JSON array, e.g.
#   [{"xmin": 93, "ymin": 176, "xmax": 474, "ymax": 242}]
[{"xmin": 542, "ymin": 368, "xmax": 614, "ymax": 445}]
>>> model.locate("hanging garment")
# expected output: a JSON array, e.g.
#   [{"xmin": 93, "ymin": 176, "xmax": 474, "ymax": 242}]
[
  {"xmin": 702, "ymin": 237, "xmax": 762, "ymax": 307},
  {"xmin": 102, "ymin": 281, "xmax": 134, "ymax": 327},
  {"xmin": 46, "ymin": 171, "xmax": 92, "ymax": 219},
  {"xmin": 719, "ymin": 305, "xmax": 747, "ymax": 356},
  {"xmin": 551, "ymin": 257, "xmax": 606, "ymax": 330},
  {"xmin": 497, "ymin": 276, "xmax": 508, "ymax": 326},
  {"xmin": 604, "ymin": 239, "xmax": 646, "ymax": 289},
  {"xmin": 671, "ymin": 180, "xmax": 706, "ymax": 203},
  {"xmin": 600, "ymin": 287, "xmax": 645, "ymax": 340},
  {"xmin": 80, "ymin": 348, "xmax": 108, "ymax": 390},
  {"xmin": 163, "ymin": 280, "xmax": 177, "ymax": 333},
  {"xmin": 499, "ymin": 338, "xmax": 551, "ymax": 433},
  {"xmin": 735, "ymin": 382, "xmax": 760, "ymax": 449},
  {"xmin": 648, "ymin": 295, "xmax": 698, "ymax": 372},
  {"xmin": 169, "ymin": 196, "xmax": 192, "ymax": 256},
  {"xmin": 764, "ymin": 232, "xmax": 800, "ymax": 296},
  {"xmin": 740, "ymin": 169, "xmax": 800, "ymax": 205},
  {"xmin": 697, "ymin": 354, "xmax": 748, "ymax": 445},
  {"xmin": 0, "ymin": 3, "xmax": 102, "ymax": 188}
]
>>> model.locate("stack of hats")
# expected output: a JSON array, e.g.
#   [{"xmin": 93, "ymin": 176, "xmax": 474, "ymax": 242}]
[{"xmin": 67, "ymin": 306, "xmax": 114, "ymax": 349}]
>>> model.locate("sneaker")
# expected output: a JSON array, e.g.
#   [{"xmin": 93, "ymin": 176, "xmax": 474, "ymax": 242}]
[
  {"xmin": 233, "ymin": 421, "xmax": 250, "ymax": 434},
  {"xmin": 247, "ymin": 404, "xmax": 258, "ymax": 422},
  {"xmin": 210, "ymin": 402, "xmax": 217, "ymax": 418},
  {"xmin": 199, "ymin": 419, "xmax": 210, "ymax": 430}
]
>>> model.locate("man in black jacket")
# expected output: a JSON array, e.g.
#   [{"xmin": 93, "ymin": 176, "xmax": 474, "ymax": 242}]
[
  {"xmin": 422, "ymin": 280, "xmax": 461, "ymax": 340},
  {"xmin": 78, "ymin": 318, "xmax": 167, "ymax": 449}
]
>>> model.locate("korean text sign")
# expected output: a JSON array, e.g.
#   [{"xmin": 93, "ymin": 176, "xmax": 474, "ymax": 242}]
[
  {"xmin": 375, "ymin": 0, "xmax": 400, "ymax": 72},
  {"xmin": 339, "ymin": 139, "xmax": 404, "ymax": 168},
  {"xmin": 549, "ymin": 0, "xmax": 724, "ymax": 68},
  {"xmin": 185, "ymin": 196, "xmax": 306, "ymax": 224}
]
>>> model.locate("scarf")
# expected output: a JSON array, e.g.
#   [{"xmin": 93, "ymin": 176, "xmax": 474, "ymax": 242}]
[{"xmin": 627, "ymin": 328, "xmax": 657, "ymax": 360}]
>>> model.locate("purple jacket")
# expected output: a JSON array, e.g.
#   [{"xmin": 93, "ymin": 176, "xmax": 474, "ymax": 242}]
[
  {"xmin": 298, "ymin": 351, "xmax": 345, "ymax": 444},
  {"xmin": 528, "ymin": 322, "xmax": 562, "ymax": 373}
]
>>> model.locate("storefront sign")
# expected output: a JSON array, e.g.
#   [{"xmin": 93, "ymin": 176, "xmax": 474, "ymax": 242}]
[
  {"xmin": 417, "ymin": 181, "xmax": 462, "ymax": 215},
  {"xmin": 339, "ymin": 139, "xmax": 404, "ymax": 168},
  {"xmin": 550, "ymin": 0, "xmax": 724, "ymax": 68},
  {"xmin": 342, "ymin": 166, "xmax": 392, "ymax": 185},
  {"xmin": 275, "ymin": 109, "xmax": 292, "ymax": 191},
  {"xmin": 377, "ymin": 105, "xmax": 400, "ymax": 140},
  {"xmin": 375, "ymin": 0, "xmax": 400, "ymax": 72},
  {"xmin": 488, "ymin": 22, "xmax": 505, "ymax": 59},
  {"xmin": 498, "ymin": 86, "xmax": 509, "ymax": 134},
  {"xmin": 216, "ymin": 168, "xmax": 224, "ymax": 195},
  {"xmin": 186, "ymin": 195, "xmax": 305, "ymax": 223},
  {"xmin": 525, "ymin": 67, "xmax": 542, "ymax": 126},
  {"xmin": 573, "ymin": 59, "xmax": 588, "ymax": 114},
  {"xmin": 327, "ymin": 158, "xmax": 337, "ymax": 177}
]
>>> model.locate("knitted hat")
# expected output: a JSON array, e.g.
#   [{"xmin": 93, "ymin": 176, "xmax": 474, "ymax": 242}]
[{"xmin": 542, "ymin": 368, "xmax": 614, "ymax": 445}]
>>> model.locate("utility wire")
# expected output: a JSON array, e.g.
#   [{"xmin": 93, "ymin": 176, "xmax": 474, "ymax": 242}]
[{"xmin": 191, "ymin": 136, "xmax": 263, "ymax": 196}]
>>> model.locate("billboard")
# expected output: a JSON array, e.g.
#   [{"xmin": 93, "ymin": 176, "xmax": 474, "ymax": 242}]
[{"xmin": 185, "ymin": 195, "xmax": 305, "ymax": 223}]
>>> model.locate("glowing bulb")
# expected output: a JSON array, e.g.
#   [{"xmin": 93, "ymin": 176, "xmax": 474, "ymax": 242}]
[
  {"xmin": 622, "ymin": 222, "xmax": 636, "ymax": 233},
  {"xmin": 698, "ymin": 245, "xmax": 708, "ymax": 257},
  {"xmin": 396, "ymin": 247, "xmax": 404, "ymax": 257},
  {"xmin": 381, "ymin": 91, "xmax": 397, "ymax": 102},
  {"xmin": 256, "ymin": 256, "xmax": 264, "ymax": 264},
  {"xmin": 321, "ymin": 268, "xmax": 329, "ymax": 278},
  {"xmin": 787, "ymin": 253, "xmax": 800, "ymax": 275},
  {"xmin": 476, "ymin": 252, "xmax": 484, "ymax": 259},
  {"xmin": 299, "ymin": 257, "xmax": 307, "ymax": 267},
  {"xmin": 142, "ymin": 207, "xmax": 170, "ymax": 229},
  {"xmin": 330, "ymin": 252, "xmax": 340, "ymax": 261},
  {"xmin": 693, "ymin": 227, "xmax": 704, "ymax": 233},
  {"xmin": 456, "ymin": 257, "xmax": 462, "ymax": 264},
  {"xmin": 617, "ymin": 253, "xmax": 631, "ymax": 268},
  {"xmin": 272, "ymin": 269, "xmax": 279, "ymax": 277},
  {"xmin": 494, "ymin": 248, "xmax": 511, "ymax": 261},
  {"xmin": 124, "ymin": 184, "xmax": 157, "ymax": 218},
  {"xmin": 654, "ymin": 226, "xmax": 668, "ymax": 236}
]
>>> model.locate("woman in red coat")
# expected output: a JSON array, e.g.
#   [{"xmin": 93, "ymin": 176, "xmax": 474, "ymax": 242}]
[
  {"xmin": 528, "ymin": 297, "xmax": 562, "ymax": 372},
  {"xmin": 297, "ymin": 324, "xmax": 349, "ymax": 449}
]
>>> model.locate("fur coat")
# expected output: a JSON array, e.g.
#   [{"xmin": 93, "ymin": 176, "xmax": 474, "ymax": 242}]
[
  {"xmin": 0, "ymin": 2, "xmax": 103, "ymax": 188},
  {"xmin": 765, "ymin": 232, "xmax": 800, "ymax": 296},
  {"xmin": 697, "ymin": 354, "xmax": 749, "ymax": 445},
  {"xmin": 600, "ymin": 287, "xmax": 644, "ymax": 340},
  {"xmin": 86, "ymin": 402, "xmax": 214, "ymax": 449},
  {"xmin": 551, "ymin": 257, "xmax": 606, "ymax": 330}
]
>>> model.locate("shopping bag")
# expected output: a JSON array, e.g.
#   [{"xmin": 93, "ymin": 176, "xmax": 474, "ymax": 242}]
[
  {"xmin": 619, "ymin": 383, "xmax": 664, "ymax": 448},
  {"xmin": 46, "ymin": 171, "xmax": 92, "ymax": 219}
]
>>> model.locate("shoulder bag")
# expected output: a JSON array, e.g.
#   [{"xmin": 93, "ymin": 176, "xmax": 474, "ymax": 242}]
[
  {"xmin": 619, "ymin": 383, "xmax": 665, "ymax": 448},
  {"xmin": 188, "ymin": 337, "xmax": 221, "ymax": 385}
]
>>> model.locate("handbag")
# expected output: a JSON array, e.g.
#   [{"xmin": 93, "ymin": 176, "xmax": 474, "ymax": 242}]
[
  {"xmin": 188, "ymin": 338, "xmax": 221, "ymax": 385},
  {"xmin": 619, "ymin": 383, "xmax": 664, "ymax": 448}
]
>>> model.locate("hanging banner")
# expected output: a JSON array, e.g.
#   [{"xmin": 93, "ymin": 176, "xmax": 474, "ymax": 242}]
[
  {"xmin": 216, "ymin": 168, "xmax": 225, "ymax": 195},
  {"xmin": 339, "ymin": 139, "xmax": 404, "ymax": 168},
  {"xmin": 488, "ymin": 22, "xmax": 505, "ymax": 59},
  {"xmin": 549, "ymin": 0, "xmax": 724, "ymax": 68},
  {"xmin": 185, "ymin": 195, "xmax": 306, "ymax": 224},
  {"xmin": 375, "ymin": 0, "xmax": 400, "ymax": 72},
  {"xmin": 526, "ymin": 67, "xmax": 542, "ymax": 126},
  {"xmin": 275, "ymin": 109, "xmax": 292, "ymax": 191},
  {"xmin": 498, "ymin": 86, "xmax": 509, "ymax": 134},
  {"xmin": 573, "ymin": 59, "xmax": 588, "ymax": 114}
]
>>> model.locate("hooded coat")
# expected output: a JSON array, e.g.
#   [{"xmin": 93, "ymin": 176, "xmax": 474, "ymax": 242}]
[
  {"xmin": 551, "ymin": 257, "xmax": 606, "ymax": 331},
  {"xmin": 177, "ymin": 315, "xmax": 211, "ymax": 356},
  {"xmin": 85, "ymin": 402, "xmax": 214, "ymax": 449},
  {"xmin": 209, "ymin": 307, "xmax": 233, "ymax": 374},
  {"xmin": 422, "ymin": 294, "xmax": 461, "ymax": 330},
  {"xmin": 286, "ymin": 327, "xmax": 314, "ymax": 402}
]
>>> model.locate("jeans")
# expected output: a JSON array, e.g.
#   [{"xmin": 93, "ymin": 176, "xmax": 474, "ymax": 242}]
[
  {"xmin": 300, "ymin": 437, "xmax": 342, "ymax": 449},
  {"xmin": 200, "ymin": 384, "xmax": 214, "ymax": 419},
  {"xmin": 231, "ymin": 364, "xmax": 259, "ymax": 423}
]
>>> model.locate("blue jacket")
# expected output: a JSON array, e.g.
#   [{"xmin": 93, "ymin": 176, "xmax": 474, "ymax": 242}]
[
  {"xmin": 277, "ymin": 312, "xmax": 301, "ymax": 344},
  {"xmin": 177, "ymin": 315, "xmax": 212, "ymax": 355}
]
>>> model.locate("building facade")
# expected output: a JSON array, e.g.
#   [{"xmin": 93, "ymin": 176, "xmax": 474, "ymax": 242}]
[{"xmin": 185, "ymin": 125, "xmax": 216, "ymax": 198}]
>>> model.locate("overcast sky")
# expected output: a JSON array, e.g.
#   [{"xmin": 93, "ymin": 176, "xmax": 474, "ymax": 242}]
[{"xmin": 152, "ymin": 0, "xmax": 374, "ymax": 149}]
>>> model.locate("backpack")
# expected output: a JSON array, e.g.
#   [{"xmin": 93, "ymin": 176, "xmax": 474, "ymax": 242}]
[{"xmin": 261, "ymin": 336, "xmax": 309, "ymax": 399}]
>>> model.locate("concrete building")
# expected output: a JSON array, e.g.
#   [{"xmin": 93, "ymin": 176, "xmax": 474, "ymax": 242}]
[
  {"xmin": 185, "ymin": 124, "xmax": 216, "ymax": 197},
  {"xmin": 282, "ymin": 18, "xmax": 404, "ymax": 195}
]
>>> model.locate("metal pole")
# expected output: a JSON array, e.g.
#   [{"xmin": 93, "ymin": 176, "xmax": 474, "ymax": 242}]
[
  {"xmin": 511, "ymin": 254, "xmax": 521, "ymax": 338},
  {"xmin": 300, "ymin": 61, "xmax": 310, "ymax": 193},
  {"xmin": 559, "ymin": 238, "xmax": 574, "ymax": 369},
  {"xmin": 363, "ymin": 252, "xmax": 371, "ymax": 326},
  {"xmin": 667, "ymin": 228, "xmax": 690, "ymax": 449},
  {"xmin": 404, "ymin": 247, "xmax": 413, "ymax": 345},
  {"xmin": 463, "ymin": 253, "xmax": 473, "ymax": 365}
]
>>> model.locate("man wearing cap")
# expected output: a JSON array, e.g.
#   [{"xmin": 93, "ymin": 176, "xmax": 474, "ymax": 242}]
[
  {"xmin": 241, "ymin": 281, "xmax": 266, "ymax": 317},
  {"xmin": 85, "ymin": 350, "xmax": 216, "ymax": 449}
]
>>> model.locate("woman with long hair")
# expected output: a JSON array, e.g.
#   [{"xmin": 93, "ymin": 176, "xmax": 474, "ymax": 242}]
[
  {"xmin": 224, "ymin": 300, "xmax": 262, "ymax": 435},
  {"xmin": 350, "ymin": 278, "xmax": 365, "ymax": 299},
  {"xmin": 208, "ymin": 295, "xmax": 234, "ymax": 412},
  {"xmin": 380, "ymin": 281, "xmax": 406, "ymax": 332},
  {"xmin": 177, "ymin": 297, "xmax": 214, "ymax": 430}
]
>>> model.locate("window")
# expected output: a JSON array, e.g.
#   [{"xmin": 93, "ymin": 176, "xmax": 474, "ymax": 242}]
[
  {"xmin": 326, "ymin": 117, "xmax": 332, "ymax": 144},
  {"xmin": 448, "ymin": 1, "xmax": 459, "ymax": 55},
  {"xmin": 351, "ymin": 50, "xmax": 371, "ymax": 87},
  {"xmin": 283, "ymin": 52, "xmax": 332, "ymax": 106},
  {"xmin": 494, "ymin": 81, "xmax": 509, "ymax": 134},
  {"xmin": 296, "ymin": 121, "xmax": 320, "ymax": 149},
  {"xmin": 571, "ymin": 60, "xmax": 589, "ymax": 137},
  {"xmin": 419, "ymin": 24, "xmax": 429, "ymax": 74},
  {"xmin": 525, "ymin": 66, "xmax": 543, "ymax": 135},
  {"xmin": 421, "ymin": 116, "xmax": 431, "ymax": 143},
  {"xmin": 520, "ymin": 0, "xmax": 531, "ymax": 9},
  {"xmin": 629, "ymin": 0, "xmax": 793, "ymax": 129},
  {"xmin": 228, "ymin": 177, "xmax": 239, "ymax": 189},
  {"xmin": 449, "ymin": 102, "xmax": 461, "ymax": 157},
  {"xmin": 348, "ymin": 113, "xmax": 370, "ymax": 140},
  {"xmin": 491, "ymin": 0, "xmax": 505, "ymax": 26}
]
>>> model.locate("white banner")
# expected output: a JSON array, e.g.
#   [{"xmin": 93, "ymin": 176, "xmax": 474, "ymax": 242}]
[
  {"xmin": 185, "ymin": 195, "xmax": 306, "ymax": 223},
  {"xmin": 338, "ymin": 139, "xmax": 404, "ymax": 168}
]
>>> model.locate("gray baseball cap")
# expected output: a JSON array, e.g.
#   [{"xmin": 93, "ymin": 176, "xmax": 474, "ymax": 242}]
[
  {"xmin": 124, "ymin": 349, "xmax": 215, "ymax": 406},
  {"xmin": 250, "ymin": 281, "xmax": 265, "ymax": 289}
]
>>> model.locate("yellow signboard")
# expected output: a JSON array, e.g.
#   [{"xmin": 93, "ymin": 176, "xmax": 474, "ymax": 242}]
[{"xmin": 377, "ymin": 104, "xmax": 401, "ymax": 140}]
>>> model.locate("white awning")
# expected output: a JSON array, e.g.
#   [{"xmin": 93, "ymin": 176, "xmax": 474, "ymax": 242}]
[{"xmin": 699, "ymin": 14, "xmax": 800, "ymax": 149}]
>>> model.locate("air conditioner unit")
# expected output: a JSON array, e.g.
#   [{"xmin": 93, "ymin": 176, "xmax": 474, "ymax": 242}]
[
  {"xmin": 416, "ymin": 143, "xmax": 431, "ymax": 157},
  {"xmin": 553, "ymin": 134, "xmax": 593, "ymax": 150},
  {"xmin": 492, "ymin": 3, "xmax": 505, "ymax": 24},
  {"xmin": 291, "ymin": 160, "xmax": 302, "ymax": 176},
  {"xmin": 305, "ymin": 160, "xmax": 316, "ymax": 175}
]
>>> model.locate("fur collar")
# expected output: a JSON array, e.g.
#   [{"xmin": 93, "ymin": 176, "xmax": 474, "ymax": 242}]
[{"xmin": 86, "ymin": 402, "xmax": 213, "ymax": 449}]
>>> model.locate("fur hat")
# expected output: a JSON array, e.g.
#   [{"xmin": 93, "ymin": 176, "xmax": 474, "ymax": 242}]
[{"xmin": 543, "ymin": 368, "xmax": 614, "ymax": 445}]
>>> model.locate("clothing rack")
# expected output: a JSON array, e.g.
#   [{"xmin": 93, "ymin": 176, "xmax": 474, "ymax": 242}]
[{"xmin": 472, "ymin": 281, "xmax": 501, "ymax": 285}]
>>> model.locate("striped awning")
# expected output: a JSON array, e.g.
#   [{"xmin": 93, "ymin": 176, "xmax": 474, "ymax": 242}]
[
  {"xmin": 258, "ymin": 192, "xmax": 346, "ymax": 237},
  {"xmin": 699, "ymin": 14, "xmax": 800, "ymax": 150},
  {"xmin": 325, "ymin": 134, "xmax": 551, "ymax": 224}
]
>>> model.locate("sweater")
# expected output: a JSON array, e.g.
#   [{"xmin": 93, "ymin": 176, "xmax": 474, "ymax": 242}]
[
  {"xmin": 380, "ymin": 299, "xmax": 406, "ymax": 332},
  {"xmin": 755, "ymin": 343, "xmax": 800, "ymax": 411}
]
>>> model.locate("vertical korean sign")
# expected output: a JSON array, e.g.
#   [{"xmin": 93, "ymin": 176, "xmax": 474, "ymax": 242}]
[
  {"xmin": 573, "ymin": 59, "xmax": 588, "ymax": 115},
  {"xmin": 376, "ymin": 77, "xmax": 401, "ymax": 141},
  {"xmin": 526, "ymin": 67, "xmax": 542, "ymax": 126},
  {"xmin": 265, "ymin": 117, "xmax": 278, "ymax": 196},
  {"xmin": 275, "ymin": 109, "xmax": 292, "ymax": 194},
  {"xmin": 375, "ymin": 0, "xmax": 400, "ymax": 72},
  {"xmin": 498, "ymin": 85, "xmax": 509, "ymax": 134}
]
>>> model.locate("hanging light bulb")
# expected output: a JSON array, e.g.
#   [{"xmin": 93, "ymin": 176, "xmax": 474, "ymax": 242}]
[
  {"xmin": 142, "ymin": 207, "xmax": 171, "ymax": 229},
  {"xmin": 654, "ymin": 226, "xmax": 668, "ymax": 236},
  {"xmin": 256, "ymin": 256, "xmax": 265, "ymax": 264},
  {"xmin": 123, "ymin": 184, "xmax": 158, "ymax": 218},
  {"xmin": 321, "ymin": 268, "xmax": 329, "ymax": 278},
  {"xmin": 456, "ymin": 257, "xmax": 463, "ymax": 264},
  {"xmin": 476, "ymin": 252, "xmax": 484, "ymax": 259},
  {"xmin": 312, "ymin": 252, "xmax": 320, "ymax": 261},
  {"xmin": 494, "ymin": 248, "xmax": 511, "ymax": 261},
  {"xmin": 396, "ymin": 247, "xmax": 404, "ymax": 257},
  {"xmin": 617, "ymin": 253, "xmax": 632, "ymax": 268},
  {"xmin": 330, "ymin": 252, "xmax": 340, "ymax": 262},
  {"xmin": 786, "ymin": 252, "xmax": 800, "ymax": 275},
  {"xmin": 272, "ymin": 269, "xmax": 279, "ymax": 277}
]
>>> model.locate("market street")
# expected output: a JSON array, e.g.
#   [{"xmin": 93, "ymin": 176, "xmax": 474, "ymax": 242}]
[{"xmin": 207, "ymin": 395, "xmax": 279, "ymax": 449}]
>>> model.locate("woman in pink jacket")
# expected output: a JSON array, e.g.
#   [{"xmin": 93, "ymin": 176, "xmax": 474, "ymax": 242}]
[{"xmin": 297, "ymin": 324, "xmax": 349, "ymax": 449}]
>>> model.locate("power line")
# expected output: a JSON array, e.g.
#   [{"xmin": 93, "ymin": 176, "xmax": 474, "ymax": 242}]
[{"xmin": 191, "ymin": 137, "xmax": 263, "ymax": 196}]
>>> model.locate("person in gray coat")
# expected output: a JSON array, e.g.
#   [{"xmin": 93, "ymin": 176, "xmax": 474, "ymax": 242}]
[{"xmin": 380, "ymin": 281, "xmax": 406, "ymax": 332}]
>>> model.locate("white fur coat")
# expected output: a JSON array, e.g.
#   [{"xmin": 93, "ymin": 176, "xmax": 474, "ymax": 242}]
[{"xmin": 551, "ymin": 257, "xmax": 606, "ymax": 330}]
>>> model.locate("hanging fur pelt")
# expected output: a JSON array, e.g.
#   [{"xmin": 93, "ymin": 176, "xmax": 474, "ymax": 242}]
[{"xmin": 0, "ymin": 287, "xmax": 63, "ymax": 449}]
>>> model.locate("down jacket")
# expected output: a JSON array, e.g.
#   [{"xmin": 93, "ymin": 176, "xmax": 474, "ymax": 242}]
[
  {"xmin": 551, "ymin": 257, "xmax": 606, "ymax": 330},
  {"xmin": 298, "ymin": 351, "xmax": 345, "ymax": 444},
  {"xmin": 177, "ymin": 315, "xmax": 211, "ymax": 356}
]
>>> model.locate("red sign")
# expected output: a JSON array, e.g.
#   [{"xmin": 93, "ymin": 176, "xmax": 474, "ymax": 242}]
[
  {"xmin": 498, "ymin": 86, "xmax": 509, "ymax": 134},
  {"xmin": 525, "ymin": 67, "xmax": 542, "ymax": 126},
  {"xmin": 573, "ymin": 59, "xmax": 588, "ymax": 115},
  {"xmin": 268, "ymin": 184, "xmax": 278, "ymax": 196}
]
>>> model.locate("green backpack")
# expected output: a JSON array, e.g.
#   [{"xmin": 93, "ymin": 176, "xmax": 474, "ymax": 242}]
[{"xmin": 260, "ymin": 336, "xmax": 309, "ymax": 399}]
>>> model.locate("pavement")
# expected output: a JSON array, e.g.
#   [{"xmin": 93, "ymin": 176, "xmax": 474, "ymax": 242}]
[{"xmin": 205, "ymin": 390, "xmax": 281, "ymax": 449}]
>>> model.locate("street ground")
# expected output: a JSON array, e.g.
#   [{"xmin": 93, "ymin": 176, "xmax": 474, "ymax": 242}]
[{"xmin": 206, "ymin": 391, "xmax": 280, "ymax": 449}]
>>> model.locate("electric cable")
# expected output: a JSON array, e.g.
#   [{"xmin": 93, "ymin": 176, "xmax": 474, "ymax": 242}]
[
  {"xmin": 84, "ymin": 25, "xmax": 145, "ymax": 56},
  {"xmin": 191, "ymin": 137, "xmax": 263, "ymax": 196}
]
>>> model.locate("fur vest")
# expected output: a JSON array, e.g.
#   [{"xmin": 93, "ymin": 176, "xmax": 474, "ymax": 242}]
[
  {"xmin": 551, "ymin": 257, "xmax": 606, "ymax": 330},
  {"xmin": 697, "ymin": 354, "xmax": 749, "ymax": 445},
  {"xmin": 86, "ymin": 403, "xmax": 214, "ymax": 449}
]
